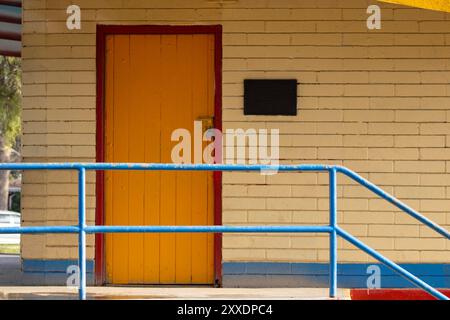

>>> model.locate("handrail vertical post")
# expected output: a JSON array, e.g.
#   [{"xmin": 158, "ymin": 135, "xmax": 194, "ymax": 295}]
[
  {"xmin": 78, "ymin": 167, "xmax": 87, "ymax": 300},
  {"xmin": 329, "ymin": 168, "xmax": 338, "ymax": 298}
]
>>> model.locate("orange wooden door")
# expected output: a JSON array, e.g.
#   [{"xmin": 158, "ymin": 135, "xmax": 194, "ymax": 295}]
[{"xmin": 104, "ymin": 34, "xmax": 215, "ymax": 284}]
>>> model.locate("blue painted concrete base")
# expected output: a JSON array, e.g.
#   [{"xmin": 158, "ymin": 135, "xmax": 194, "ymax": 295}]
[
  {"xmin": 222, "ymin": 262, "xmax": 450, "ymax": 288},
  {"xmin": 19, "ymin": 260, "xmax": 449, "ymax": 288},
  {"xmin": 22, "ymin": 259, "xmax": 94, "ymax": 285}
]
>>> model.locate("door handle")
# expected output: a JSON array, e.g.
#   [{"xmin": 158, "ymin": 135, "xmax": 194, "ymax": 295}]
[{"xmin": 196, "ymin": 116, "xmax": 214, "ymax": 130}]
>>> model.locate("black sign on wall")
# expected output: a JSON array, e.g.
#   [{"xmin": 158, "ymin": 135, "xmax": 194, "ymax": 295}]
[{"xmin": 244, "ymin": 79, "xmax": 297, "ymax": 116}]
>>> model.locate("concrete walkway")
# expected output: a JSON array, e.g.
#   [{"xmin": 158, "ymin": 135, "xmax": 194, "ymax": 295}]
[
  {"xmin": 0, "ymin": 257, "xmax": 351, "ymax": 300},
  {"xmin": 0, "ymin": 255, "xmax": 22, "ymax": 285},
  {"xmin": 0, "ymin": 286, "xmax": 350, "ymax": 300}
]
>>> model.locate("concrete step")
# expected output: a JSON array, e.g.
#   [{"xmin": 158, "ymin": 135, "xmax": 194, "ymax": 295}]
[{"xmin": 351, "ymin": 289, "xmax": 450, "ymax": 300}]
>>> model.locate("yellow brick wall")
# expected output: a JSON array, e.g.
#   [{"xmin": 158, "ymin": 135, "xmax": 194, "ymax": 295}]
[{"xmin": 21, "ymin": 0, "xmax": 450, "ymax": 264}]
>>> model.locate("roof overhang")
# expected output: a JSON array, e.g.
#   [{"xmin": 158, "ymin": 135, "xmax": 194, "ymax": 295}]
[
  {"xmin": 0, "ymin": 0, "xmax": 21, "ymax": 57},
  {"xmin": 378, "ymin": 0, "xmax": 450, "ymax": 13}
]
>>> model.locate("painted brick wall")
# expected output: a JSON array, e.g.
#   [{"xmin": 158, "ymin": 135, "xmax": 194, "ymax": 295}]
[{"xmin": 21, "ymin": 0, "xmax": 450, "ymax": 265}]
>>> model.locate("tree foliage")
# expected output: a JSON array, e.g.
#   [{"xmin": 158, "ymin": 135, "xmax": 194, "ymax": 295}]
[{"xmin": 0, "ymin": 55, "xmax": 22, "ymax": 148}]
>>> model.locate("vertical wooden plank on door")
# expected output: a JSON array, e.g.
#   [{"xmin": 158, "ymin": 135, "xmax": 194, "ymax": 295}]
[
  {"xmin": 104, "ymin": 34, "xmax": 114, "ymax": 281},
  {"xmin": 112, "ymin": 35, "xmax": 130, "ymax": 284},
  {"xmin": 191, "ymin": 34, "xmax": 212, "ymax": 283},
  {"xmin": 206, "ymin": 35, "xmax": 216, "ymax": 282},
  {"xmin": 143, "ymin": 35, "xmax": 162, "ymax": 283},
  {"xmin": 175, "ymin": 35, "xmax": 193, "ymax": 283},
  {"xmin": 128, "ymin": 35, "xmax": 146, "ymax": 283},
  {"xmin": 160, "ymin": 34, "xmax": 177, "ymax": 283}
]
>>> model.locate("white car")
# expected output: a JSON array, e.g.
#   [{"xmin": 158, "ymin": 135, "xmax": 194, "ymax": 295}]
[{"xmin": 0, "ymin": 210, "xmax": 20, "ymax": 245}]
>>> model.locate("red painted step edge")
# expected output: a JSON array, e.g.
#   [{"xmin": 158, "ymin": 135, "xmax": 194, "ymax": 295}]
[{"xmin": 351, "ymin": 289, "xmax": 450, "ymax": 300}]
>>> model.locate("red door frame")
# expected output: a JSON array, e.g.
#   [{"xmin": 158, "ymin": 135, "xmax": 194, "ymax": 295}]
[{"xmin": 95, "ymin": 24, "xmax": 223, "ymax": 286}]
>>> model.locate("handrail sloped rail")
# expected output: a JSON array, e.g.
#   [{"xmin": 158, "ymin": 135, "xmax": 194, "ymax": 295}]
[
  {"xmin": 336, "ymin": 166, "xmax": 450, "ymax": 240},
  {"xmin": 336, "ymin": 227, "xmax": 449, "ymax": 300},
  {"xmin": 0, "ymin": 162, "xmax": 448, "ymax": 300}
]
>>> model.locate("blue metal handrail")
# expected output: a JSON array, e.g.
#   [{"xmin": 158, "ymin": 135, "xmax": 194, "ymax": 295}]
[{"xmin": 0, "ymin": 163, "xmax": 448, "ymax": 300}]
